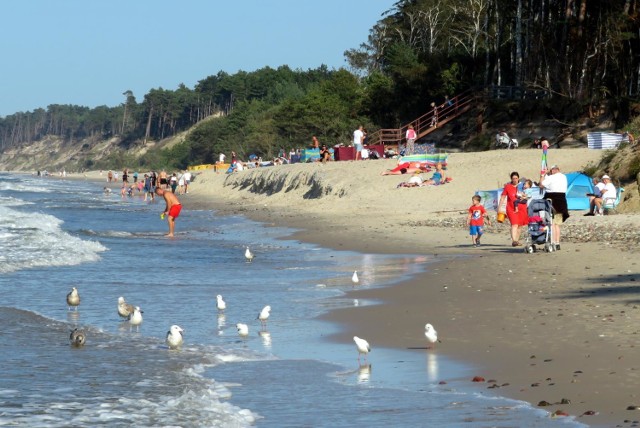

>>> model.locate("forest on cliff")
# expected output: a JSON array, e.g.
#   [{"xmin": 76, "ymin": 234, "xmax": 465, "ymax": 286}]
[{"xmin": 1, "ymin": 0, "xmax": 638, "ymax": 171}]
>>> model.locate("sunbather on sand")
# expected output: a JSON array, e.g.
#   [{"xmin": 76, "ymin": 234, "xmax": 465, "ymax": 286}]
[{"xmin": 381, "ymin": 162, "xmax": 430, "ymax": 176}]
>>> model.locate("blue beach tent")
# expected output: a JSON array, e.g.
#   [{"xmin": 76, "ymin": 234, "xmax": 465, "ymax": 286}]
[{"xmin": 565, "ymin": 172, "xmax": 594, "ymax": 210}]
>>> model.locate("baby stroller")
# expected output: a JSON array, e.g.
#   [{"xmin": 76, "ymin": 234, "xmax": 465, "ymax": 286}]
[
  {"xmin": 523, "ymin": 198, "xmax": 555, "ymax": 253},
  {"xmin": 495, "ymin": 131, "xmax": 518, "ymax": 149}
]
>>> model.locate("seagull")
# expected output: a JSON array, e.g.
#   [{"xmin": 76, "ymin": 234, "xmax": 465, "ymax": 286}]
[
  {"xmin": 166, "ymin": 325, "xmax": 184, "ymax": 349},
  {"xmin": 216, "ymin": 294, "xmax": 226, "ymax": 312},
  {"xmin": 352, "ymin": 271, "xmax": 359, "ymax": 285},
  {"xmin": 257, "ymin": 305, "xmax": 271, "ymax": 328},
  {"xmin": 129, "ymin": 306, "xmax": 143, "ymax": 330},
  {"xmin": 425, "ymin": 323, "xmax": 439, "ymax": 348},
  {"xmin": 117, "ymin": 296, "xmax": 135, "ymax": 319},
  {"xmin": 66, "ymin": 287, "xmax": 80, "ymax": 311},
  {"xmin": 69, "ymin": 328, "xmax": 86, "ymax": 347},
  {"xmin": 353, "ymin": 336, "xmax": 371, "ymax": 361},
  {"xmin": 245, "ymin": 246, "xmax": 254, "ymax": 262},
  {"xmin": 236, "ymin": 323, "xmax": 249, "ymax": 337}
]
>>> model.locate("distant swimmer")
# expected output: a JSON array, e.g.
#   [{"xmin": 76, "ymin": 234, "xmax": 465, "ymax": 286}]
[
  {"xmin": 103, "ymin": 187, "xmax": 112, "ymax": 194},
  {"xmin": 69, "ymin": 328, "xmax": 86, "ymax": 347},
  {"xmin": 117, "ymin": 296, "xmax": 135, "ymax": 319},
  {"xmin": 155, "ymin": 187, "xmax": 182, "ymax": 237},
  {"xmin": 66, "ymin": 287, "xmax": 80, "ymax": 311}
]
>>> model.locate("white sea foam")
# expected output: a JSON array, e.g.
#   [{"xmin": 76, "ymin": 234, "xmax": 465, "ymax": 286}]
[{"xmin": 0, "ymin": 204, "xmax": 107, "ymax": 273}]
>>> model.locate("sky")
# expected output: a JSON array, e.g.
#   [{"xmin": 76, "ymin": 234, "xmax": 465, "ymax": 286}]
[{"xmin": 0, "ymin": 0, "xmax": 393, "ymax": 118}]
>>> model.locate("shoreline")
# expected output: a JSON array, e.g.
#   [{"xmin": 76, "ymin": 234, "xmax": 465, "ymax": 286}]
[
  {"xmin": 20, "ymin": 149, "xmax": 640, "ymax": 426},
  {"xmin": 196, "ymin": 199, "xmax": 640, "ymax": 427}
]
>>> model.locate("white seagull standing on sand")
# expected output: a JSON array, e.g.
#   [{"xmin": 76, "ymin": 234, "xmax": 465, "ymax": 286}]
[
  {"xmin": 424, "ymin": 323, "xmax": 439, "ymax": 348},
  {"xmin": 166, "ymin": 325, "xmax": 184, "ymax": 349},
  {"xmin": 257, "ymin": 305, "xmax": 271, "ymax": 328},
  {"xmin": 129, "ymin": 306, "xmax": 143, "ymax": 330},
  {"xmin": 69, "ymin": 328, "xmax": 86, "ymax": 347},
  {"xmin": 353, "ymin": 336, "xmax": 371, "ymax": 361},
  {"xmin": 117, "ymin": 296, "xmax": 135, "ymax": 319},
  {"xmin": 216, "ymin": 294, "xmax": 226, "ymax": 312},
  {"xmin": 352, "ymin": 271, "xmax": 359, "ymax": 285},
  {"xmin": 236, "ymin": 323, "xmax": 249, "ymax": 337},
  {"xmin": 245, "ymin": 246, "xmax": 254, "ymax": 262},
  {"xmin": 66, "ymin": 287, "xmax": 80, "ymax": 311}
]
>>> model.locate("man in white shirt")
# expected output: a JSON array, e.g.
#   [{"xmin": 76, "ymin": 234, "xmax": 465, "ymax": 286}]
[
  {"xmin": 592, "ymin": 175, "xmax": 616, "ymax": 215},
  {"xmin": 540, "ymin": 165, "xmax": 569, "ymax": 250},
  {"xmin": 353, "ymin": 125, "xmax": 364, "ymax": 161}
]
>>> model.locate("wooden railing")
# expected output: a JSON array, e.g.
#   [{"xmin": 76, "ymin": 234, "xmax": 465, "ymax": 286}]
[{"xmin": 369, "ymin": 88, "xmax": 476, "ymax": 146}]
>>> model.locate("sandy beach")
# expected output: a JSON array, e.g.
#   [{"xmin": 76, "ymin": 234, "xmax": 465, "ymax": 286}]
[{"xmin": 80, "ymin": 149, "xmax": 639, "ymax": 426}]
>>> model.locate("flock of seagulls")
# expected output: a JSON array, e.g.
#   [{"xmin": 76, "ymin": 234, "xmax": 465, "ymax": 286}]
[{"xmin": 66, "ymin": 247, "xmax": 441, "ymax": 366}]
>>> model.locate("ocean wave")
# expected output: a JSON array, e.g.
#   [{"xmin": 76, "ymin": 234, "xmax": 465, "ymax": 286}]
[{"xmin": 0, "ymin": 206, "xmax": 107, "ymax": 273}]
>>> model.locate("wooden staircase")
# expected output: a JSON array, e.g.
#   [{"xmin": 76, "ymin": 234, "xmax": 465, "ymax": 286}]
[{"xmin": 370, "ymin": 88, "xmax": 475, "ymax": 146}]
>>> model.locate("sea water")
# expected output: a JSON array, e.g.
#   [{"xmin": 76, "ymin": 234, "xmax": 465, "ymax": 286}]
[{"xmin": 0, "ymin": 172, "xmax": 585, "ymax": 427}]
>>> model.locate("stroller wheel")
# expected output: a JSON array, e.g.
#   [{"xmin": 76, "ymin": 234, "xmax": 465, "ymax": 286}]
[
  {"xmin": 545, "ymin": 243, "xmax": 554, "ymax": 253},
  {"xmin": 525, "ymin": 245, "xmax": 534, "ymax": 254}
]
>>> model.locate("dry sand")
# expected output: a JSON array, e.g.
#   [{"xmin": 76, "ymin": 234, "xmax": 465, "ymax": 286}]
[{"xmin": 79, "ymin": 149, "xmax": 640, "ymax": 426}]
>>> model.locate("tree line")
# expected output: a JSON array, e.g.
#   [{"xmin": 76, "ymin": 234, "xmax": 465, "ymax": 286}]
[{"xmin": 1, "ymin": 0, "xmax": 638, "ymax": 170}]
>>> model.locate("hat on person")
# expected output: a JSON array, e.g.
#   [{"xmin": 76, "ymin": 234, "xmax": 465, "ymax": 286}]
[
  {"xmin": 602, "ymin": 174, "xmax": 610, "ymax": 179},
  {"xmin": 550, "ymin": 165, "xmax": 559, "ymax": 170}
]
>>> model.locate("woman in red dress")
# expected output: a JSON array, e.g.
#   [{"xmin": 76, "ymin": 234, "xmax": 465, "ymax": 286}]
[{"xmin": 499, "ymin": 171, "xmax": 529, "ymax": 246}]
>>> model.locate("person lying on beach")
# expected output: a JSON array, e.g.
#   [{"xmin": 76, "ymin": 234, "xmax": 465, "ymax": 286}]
[
  {"xmin": 397, "ymin": 171, "xmax": 424, "ymax": 188},
  {"xmin": 381, "ymin": 162, "xmax": 430, "ymax": 176}
]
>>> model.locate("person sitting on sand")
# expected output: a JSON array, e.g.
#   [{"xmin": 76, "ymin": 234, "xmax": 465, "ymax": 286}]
[
  {"xmin": 423, "ymin": 163, "xmax": 446, "ymax": 185},
  {"xmin": 319, "ymin": 145, "xmax": 332, "ymax": 163}
]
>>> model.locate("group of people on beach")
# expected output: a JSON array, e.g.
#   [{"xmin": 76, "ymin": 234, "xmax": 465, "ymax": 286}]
[{"xmin": 467, "ymin": 165, "xmax": 570, "ymax": 249}]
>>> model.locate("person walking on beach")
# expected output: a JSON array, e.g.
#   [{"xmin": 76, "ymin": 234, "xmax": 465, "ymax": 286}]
[
  {"xmin": 156, "ymin": 187, "xmax": 182, "ymax": 237},
  {"xmin": 467, "ymin": 195, "xmax": 488, "ymax": 247},
  {"xmin": 539, "ymin": 165, "xmax": 568, "ymax": 250},
  {"xmin": 405, "ymin": 124, "xmax": 417, "ymax": 156},
  {"xmin": 498, "ymin": 171, "xmax": 529, "ymax": 247}
]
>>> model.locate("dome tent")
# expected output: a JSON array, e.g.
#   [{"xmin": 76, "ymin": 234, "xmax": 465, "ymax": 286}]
[{"xmin": 564, "ymin": 172, "xmax": 595, "ymax": 210}]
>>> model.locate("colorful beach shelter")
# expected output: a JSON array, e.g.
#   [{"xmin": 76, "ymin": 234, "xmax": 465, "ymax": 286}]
[{"xmin": 565, "ymin": 172, "xmax": 594, "ymax": 210}]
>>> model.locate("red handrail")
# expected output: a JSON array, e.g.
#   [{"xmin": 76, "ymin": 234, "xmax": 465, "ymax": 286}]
[{"xmin": 369, "ymin": 88, "xmax": 476, "ymax": 145}]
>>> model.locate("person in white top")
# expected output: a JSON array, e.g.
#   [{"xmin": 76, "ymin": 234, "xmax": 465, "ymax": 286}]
[
  {"xmin": 219, "ymin": 153, "xmax": 226, "ymax": 163},
  {"xmin": 592, "ymin": 175, "xmax": 616, "ymax": 215},
  {"xmin": 353, "ymin": 125, "xmax": 364, "ymax": 161},
  {"xmin": 540, "ymin": 165, "xmax": 569, "ymax": 250},
  {"xmin": 405, "ymin": 124, "xmax": 417, "ymax": 156},
  {"xmin": 182, "ymin": 171, "xmax": 192, "ymax": 194}
]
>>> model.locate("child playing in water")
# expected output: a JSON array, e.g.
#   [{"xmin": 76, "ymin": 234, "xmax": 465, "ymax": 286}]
[{"xmin": 467, "ymin": 195, "xmax": 489, "ymax": 247}]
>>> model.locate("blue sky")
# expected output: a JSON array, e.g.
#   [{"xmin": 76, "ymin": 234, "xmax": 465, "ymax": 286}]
[{"xmin": 0, "ymin": 0, "xmax": 392, "ymax": 117}]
